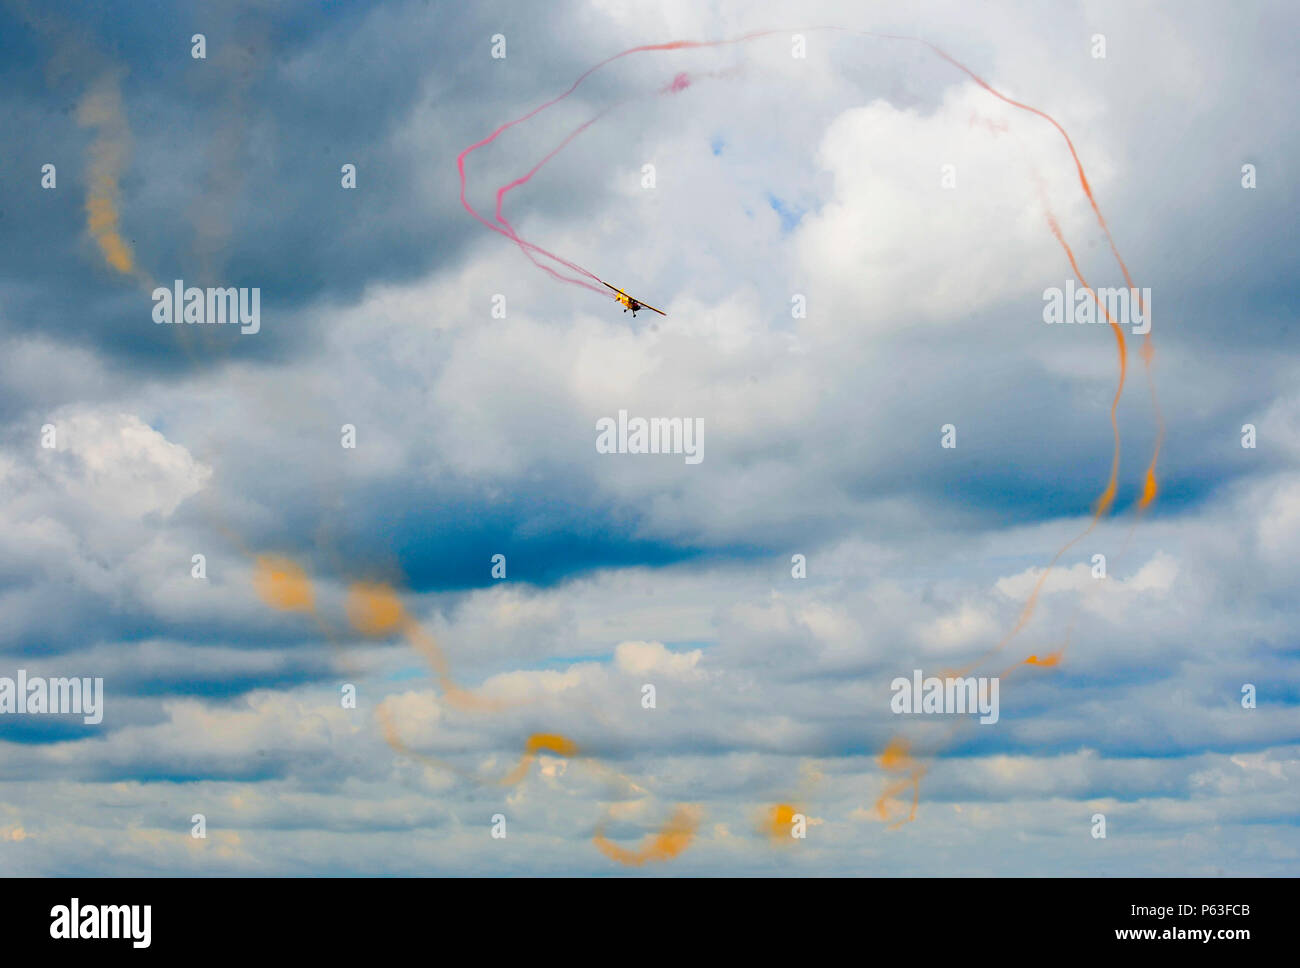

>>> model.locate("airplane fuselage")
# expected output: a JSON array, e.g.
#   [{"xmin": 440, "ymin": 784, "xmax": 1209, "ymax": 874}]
[{"xmin": 601, "ymin": 281, "xmax": 664, "ymax": 317}]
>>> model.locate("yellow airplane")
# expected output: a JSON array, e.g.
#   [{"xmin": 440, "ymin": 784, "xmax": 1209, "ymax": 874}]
[{"xmin": 602, "ymin": 281, "xmax": 667, "ymax": 318}]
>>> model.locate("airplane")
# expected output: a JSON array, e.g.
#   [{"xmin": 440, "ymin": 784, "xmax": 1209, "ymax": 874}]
[{"xmin": 602, "ymin": 281, "xmax": 667, "ymax": 318}]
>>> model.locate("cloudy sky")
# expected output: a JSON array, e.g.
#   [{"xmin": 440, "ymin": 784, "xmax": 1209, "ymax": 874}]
[{"xmin": 0, "ymin": 0, "xmax": 1296, "ymax": 875}]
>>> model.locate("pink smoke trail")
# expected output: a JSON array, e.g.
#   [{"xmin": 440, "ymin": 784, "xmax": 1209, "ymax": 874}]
[
  {"xmin": 456, "ymin": 30, "xmax": 791, "ymax": 291},
  {"xmin": 490, "ymin": 106, "xmax": 621, "ymax": 291}
]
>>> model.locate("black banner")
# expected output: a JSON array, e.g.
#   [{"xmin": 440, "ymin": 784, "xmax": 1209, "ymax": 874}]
[{"xmin": 1, "ymin": 877, "xmax": 1281, "ymax": 955}]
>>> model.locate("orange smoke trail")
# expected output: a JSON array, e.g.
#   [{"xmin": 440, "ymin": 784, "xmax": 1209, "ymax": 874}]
[
  {"xmin": 757, "ymin": 760, "xmax": 823, "ymax": 845},
  {"xmin": 951, "ymin": 526, "xmax": 1092, "ymax": 680},
  {"xmin": 762, "ymin": 802, "xmax": 803, "ymax": 843},
  {"xmin": 874, "ymin": 737, "xmax": 925, "ymax": 828},
  {"xmin": 248, "ymin": 552, "xmax": 366, "ymax": 672},
  {"xmin": 1043, "ymin": 211, "xmax": 1127, "ymax": 520},
  {"xmin": 252, "ymin": 554, "xmax": 315, "ymax": 613},
  {"xmin": 593, "ymin": 805, "xmax": 701, "ymax": 866},
  {"xmin": 904, "ymin": 30, "xmax": 1162, "ymax": 517},
  {"xmin": 1137, "ymin": 346, "xmax": 1164, "ymax": 512},
  {"xmin": 496, "ymin": 732, "xmax": 579, "ymax": 786},
  {"xmin": 375, "ymin": 700, "xmax": 474, "ymax": 781},
  {"xmin": 350, "ymin": 580, "xmax": 665, "ymax": 846},
  {"xmin": 914, "ymin": 28, "xmax": 1165, "ymax": 510},
  {"xmin": 946, "ymin": 204, "xmax": 1130, "ymax": 680},
  {"xmin": 345, "ymin": 581, "xmax": 509, "ymax": 713},
  {"xmin": 1023, "ymin": 649, "xmax": 1064, "ymax": 667},
  {"xmin": 76, "ymin": 75, "xmax": 144, "ymax": 282},
  {"xmin": 359, "ymin": 582, "xmax": 691, "ymax": 854},
  {"xmin": 344, "ymin": 580, "xmax": 406, "ymax": 636},
  {"xmin": 377, "ymin": 702, "xmax": 576, "ymax": 787},
  {"xmin": 379, "ymin": 701, "xmax": 647, "ymax": 799}
]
